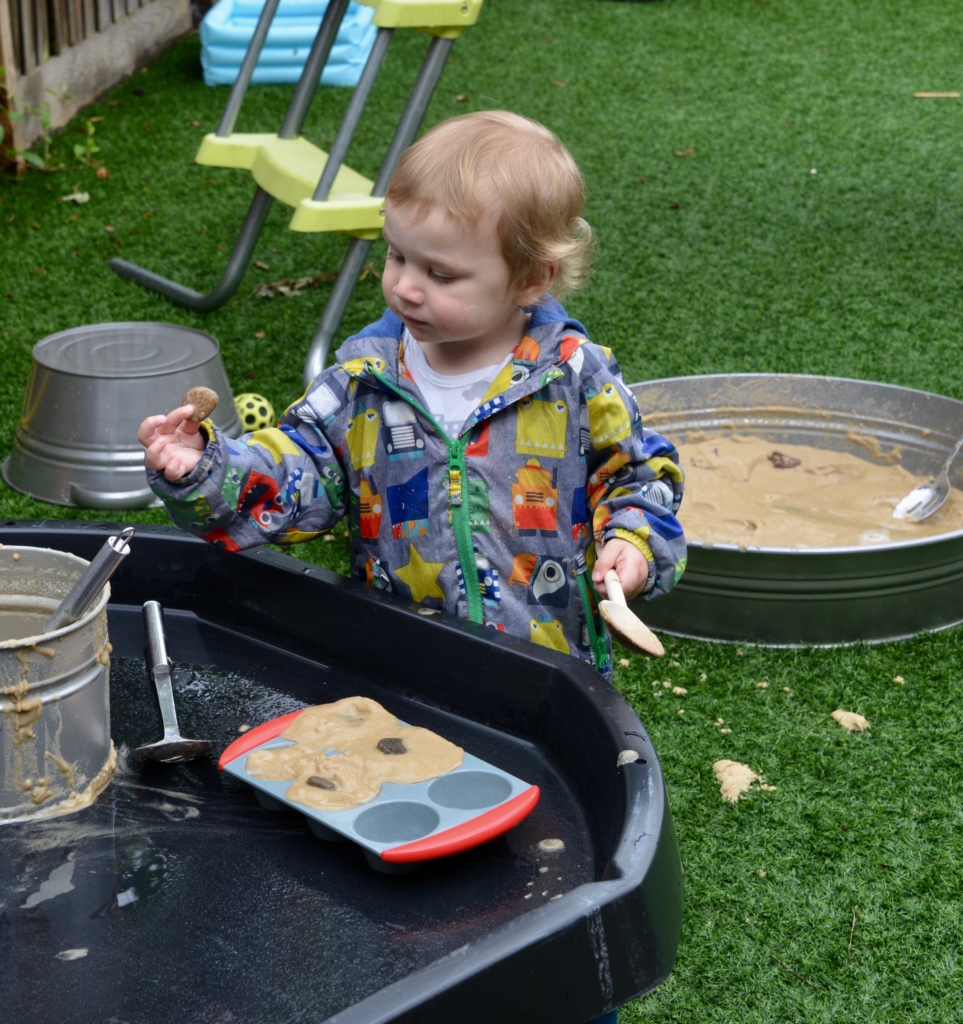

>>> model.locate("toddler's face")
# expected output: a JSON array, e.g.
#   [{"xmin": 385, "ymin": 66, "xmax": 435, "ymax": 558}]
[{"xmin": 381, "ymin": 202, "xmax": 527, "ymax": 356}]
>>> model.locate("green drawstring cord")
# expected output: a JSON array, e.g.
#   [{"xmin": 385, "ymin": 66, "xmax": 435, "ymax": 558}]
[{"xmin": 577, "ymin": 570, "xmax": 611, "ymax": 673}]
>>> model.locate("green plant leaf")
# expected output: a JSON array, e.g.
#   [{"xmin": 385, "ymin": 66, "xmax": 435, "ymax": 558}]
[
  {"xmin": 23, "ymin": 151, "xmax": 45, "ymax": 169},
  {"xmin": 73, "ymin": 143, "xmax": 86, "ymax": 159}
]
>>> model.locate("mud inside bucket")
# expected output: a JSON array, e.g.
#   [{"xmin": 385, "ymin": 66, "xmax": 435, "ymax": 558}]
[{"xmin": 0, "ymin": 546, "xmax": 115, "ymax": 824}]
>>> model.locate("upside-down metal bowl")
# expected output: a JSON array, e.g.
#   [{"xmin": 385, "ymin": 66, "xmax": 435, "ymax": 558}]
[
  {"xmin": 3, "ymin": 322, "xmax": 242, "ymax": 509},
  {"xmin": 629, "ymin": 373, "xmax": 963, "ymax": 646}
]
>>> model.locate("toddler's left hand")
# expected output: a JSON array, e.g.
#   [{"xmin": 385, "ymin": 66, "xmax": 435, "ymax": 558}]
[{"xmin": 593, "ymin": 539, "xmax": 649, "ymax": 600}]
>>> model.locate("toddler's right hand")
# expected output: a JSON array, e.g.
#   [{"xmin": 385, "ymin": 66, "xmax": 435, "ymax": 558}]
[{"xmin": 137, "ymin": 406, "xmax": 207, "ymax": 482}]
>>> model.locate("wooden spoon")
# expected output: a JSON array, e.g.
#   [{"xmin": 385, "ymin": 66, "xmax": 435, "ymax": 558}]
[{"xmin": 599, "ymin": 570, "xmax": 665, "ymax": 658}]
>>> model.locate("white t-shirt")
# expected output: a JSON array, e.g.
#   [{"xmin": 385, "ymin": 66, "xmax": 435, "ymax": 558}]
[{"xmin": 402, "ymin": 330, "xmax": 513, "ymax": 438}]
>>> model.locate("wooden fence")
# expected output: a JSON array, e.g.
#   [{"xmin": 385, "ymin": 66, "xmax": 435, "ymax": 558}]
[{"xmin": 1, "ymin": 0, "xmax": 193, "ymax": 153}]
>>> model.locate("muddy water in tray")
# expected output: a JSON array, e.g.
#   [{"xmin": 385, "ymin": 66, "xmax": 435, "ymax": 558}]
[{"xmin": 0, "ymin": 546, "xmax": 115, "ymax": 824}]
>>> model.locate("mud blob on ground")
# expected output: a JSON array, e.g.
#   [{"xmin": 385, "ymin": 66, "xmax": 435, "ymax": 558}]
[
  {"xmin": 831, "ymin": 710, "xmax": 871, "ymax": 732},
  {"xmin": 713, "ymin": 759, "xmax": 776, "ymax": 802}
]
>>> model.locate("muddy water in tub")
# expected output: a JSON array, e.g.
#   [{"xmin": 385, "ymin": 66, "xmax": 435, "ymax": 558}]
[
  {"xmin": 0, "ymin": 608, "xmax": 55, "ymax": 642},
  {"xmin": 678, "ymin": 433, "xmax": 963, "ymax": 547}
]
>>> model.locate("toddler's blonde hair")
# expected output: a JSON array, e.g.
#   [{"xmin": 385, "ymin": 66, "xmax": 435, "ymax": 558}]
[{"xmin": 386, "ymin": 110, "xmax": 593, "ymax": 298}]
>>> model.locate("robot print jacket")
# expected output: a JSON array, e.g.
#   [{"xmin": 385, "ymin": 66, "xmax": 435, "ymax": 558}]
[{"xmin": 149, "ymin": 299, "xmax": 687, "ymax": 672}]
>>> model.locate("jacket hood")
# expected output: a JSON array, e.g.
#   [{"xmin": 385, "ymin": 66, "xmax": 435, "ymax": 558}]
[{"xmin": 333, "ymin": 299, "xmax": 589, "ymax": 395}]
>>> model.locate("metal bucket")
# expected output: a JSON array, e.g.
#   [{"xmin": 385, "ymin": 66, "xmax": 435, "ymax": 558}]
[
  {"xmin": 3, "ymin": 321, "xmax": 242, "ymax": 510},
  {"xmin": 0, "ymin": 546, "xmax": 114, "ymax": 823},
  {"xmin": 630, "ymin": 373, "xmax": 963, "ymax": 645}
]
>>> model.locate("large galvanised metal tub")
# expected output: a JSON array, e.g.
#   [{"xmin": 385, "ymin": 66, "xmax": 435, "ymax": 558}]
[
  {"xmin": 3, "ymin": 323, "xmax": 241, "ymax": 510},
  {"xmin": 630, "ymin": 373, "xmax": 963, "ymax": 645},
  {"xmin": 0, "ymin": 521, "xmax": 682, "ymax": 1024}
]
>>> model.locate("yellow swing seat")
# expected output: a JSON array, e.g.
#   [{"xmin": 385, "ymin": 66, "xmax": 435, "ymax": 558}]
[
  {"xmin": 196, "ymin": 133, "xmax": 383, "ymax": 237},
  {"xmin": 193, "ymin": 0, "xmax": 483, "ymax": 239}
]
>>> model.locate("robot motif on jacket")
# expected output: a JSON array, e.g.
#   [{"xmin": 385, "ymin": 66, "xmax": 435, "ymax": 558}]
[
  {"xmin": 559, "ymin": 334, "xmax": 585, "ymax": 376},
  {"xmin": 345, "ymin": 403, "xmax": 381, "ymax": 470},
  {"xmin": 382, "ymin": 401, "xmax": 426, "ymax": 460},
  {"xmin": 587, "ymin": 449, "xmax": 632, "ymax": 510},
  {"xmin": 584, "ymin": 381, "xmax": 633, "ymax": 449},
  {"xmin": 508, "ymin": 335, "xmax": 541, "ymax": 387},
  {"xmin": 467, "ymin": 478, "xmax": 491, "ymax": 533},
  {"xmin": 509, "ymin": 553, "xmax": 570, "ymax": 608},
  {"xmin": 386, "ymin": 467, "xmax": 429, "ymax": 540},
  {"xmin": 515, "ymin": 396, "xmax": 568, "ymax": 459},
  {"xmin": 237, "ymin": 471, "xmax": 286, "ymax": 534},
  {"xmin": 356, "ymin": 477, "xmax": 382, "ymax": 540},
  {"xmin": 570, "ymin": 485, "xmax": 590, "ymax": 540},
  {"xmin": 578, "ymin": 404, "xmax": 591, "ymax": 459},
  {"xmin": 318, "ymin": 461, "xmax": 345, "ymax": 510},
  {"xmin": 528, "ymin": 614, "xmax": 569, "ymax": 654},
  {"xmin": 512, "ymin": 459, "xmax": 558, "ymax": 536},
  {"xmin": 360, "ymin": 555, "xmax": 392, "ymax": 591},
  {"xmin": 290, "ymin": 379, "xmax": 342, "ymax": 429},
  {"xmin": 456, "ymin": 546, "xmax": 501, "ymax": 608}
]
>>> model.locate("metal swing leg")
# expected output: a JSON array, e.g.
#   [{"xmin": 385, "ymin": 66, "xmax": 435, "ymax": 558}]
[
  {"xmin": 312, "ymin": 26, "xmax": 394, "ymax": 203},
  {"xmin": 109, "ymin": 188, "xmax": 276, "ymax": 311},
  {"xmin": 302, "ymin": 32, "xmax": 455, "ymax": 385},
  {"xmin": 108, "ymin": 0, "xmax": 352, "ymax": 310}
]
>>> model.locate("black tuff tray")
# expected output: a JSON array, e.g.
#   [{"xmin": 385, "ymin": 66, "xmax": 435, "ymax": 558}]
[{"xmin": 0, "ymin": 522, "xmax": 683, "ymax": 1024}]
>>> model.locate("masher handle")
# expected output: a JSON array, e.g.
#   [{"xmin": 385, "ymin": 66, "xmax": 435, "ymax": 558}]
[
  {"xmin": 143, "ymin": 600, "xmax": 169, "ymax": 670},
  {"xmin": 604, "ymin": 570, "xmax": 627, "ymax": 608},
  {"xmin": 143, "ymin": 601, "xmax": 180, "ymax": 736}
]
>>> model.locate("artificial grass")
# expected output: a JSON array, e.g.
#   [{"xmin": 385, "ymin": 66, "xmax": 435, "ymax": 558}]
[
  {"xmin": 2, "ymin": 0, "xmax": 963, "ymax": 1020},
  {"xmin": 615, "ymin": 634, "xmax": 962, "ymax": 1024}
]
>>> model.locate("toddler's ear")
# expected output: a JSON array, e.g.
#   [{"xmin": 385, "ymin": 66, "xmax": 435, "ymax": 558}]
[{"xmin": 516, "ymin": 261, "xmax": 559, "ymax": 306}]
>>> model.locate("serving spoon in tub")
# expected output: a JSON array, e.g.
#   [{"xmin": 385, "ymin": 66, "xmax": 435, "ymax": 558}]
[
  {"xmin": 893, "ymin": 431, "xmax": 963, "ymax": 522},
  {"xmin": 43, "ymin": 526, "xmax": 135, "ymax": 633}
]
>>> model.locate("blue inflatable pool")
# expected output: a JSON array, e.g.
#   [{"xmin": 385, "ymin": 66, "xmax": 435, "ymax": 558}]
[{"xmin": 200, "ymin": 0, "xmax": 377, "ymax": 87}]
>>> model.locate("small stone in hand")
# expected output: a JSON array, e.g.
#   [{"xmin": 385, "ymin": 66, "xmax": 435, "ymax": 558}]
[
  {"xmin": 769, "ymin": 451, "xmax": 801, "ymax": 469},
  {"xmin": 377, "ymin": 738, "xmax": 407, "ymax": 755},
  {"xmin": 307, "ymin": 776, "xmax": 336, "ymax": 790},
  {"xmin": 182, "ymin": 386, "xmax": 219, "ymax": 423}
]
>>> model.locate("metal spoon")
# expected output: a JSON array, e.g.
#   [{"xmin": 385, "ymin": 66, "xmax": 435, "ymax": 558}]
[
  {"xmin": 135, "ymin": 601, "xmax": 213, "ymax": 762},
  {"xmin": 892, "ymin": 432, "xmax": 963, "ymax": 522},
  {"xmin": 599, "ymin": 570, "xmax": 665, "ymax": 658}
]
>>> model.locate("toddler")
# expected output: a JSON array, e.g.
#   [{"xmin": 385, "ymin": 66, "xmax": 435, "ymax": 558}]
[{"xmin": 138, "ymin": 111, "xmax": 686, "ymax": 674}]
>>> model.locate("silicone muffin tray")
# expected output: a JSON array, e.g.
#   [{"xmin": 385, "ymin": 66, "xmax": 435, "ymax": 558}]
[{"xmin": 219, "ymin": 709, "xmax": 540, "ymax": 872}]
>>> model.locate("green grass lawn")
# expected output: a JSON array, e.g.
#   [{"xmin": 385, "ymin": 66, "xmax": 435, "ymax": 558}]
[{"xmin": 2, "ymin": 1, "xmax": 963, "ymax": 1019}]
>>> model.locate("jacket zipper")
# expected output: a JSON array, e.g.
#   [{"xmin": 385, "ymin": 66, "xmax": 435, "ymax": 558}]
[{"xmin": 368, "ymin": 369, "xmax": 484, "ymax": 625}]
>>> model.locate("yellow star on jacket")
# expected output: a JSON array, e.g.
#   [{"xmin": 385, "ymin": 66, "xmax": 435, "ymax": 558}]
[{"xmin": 395, "ymin": 543, "xmax": 445, "ymax": 602}]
